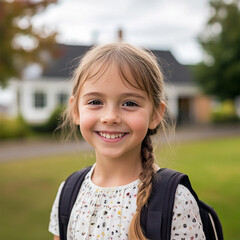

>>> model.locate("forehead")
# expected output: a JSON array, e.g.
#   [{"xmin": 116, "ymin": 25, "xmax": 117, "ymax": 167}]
[{"xmin": 82, "ymin": 61, "xmax": 144, "ymax": 92}]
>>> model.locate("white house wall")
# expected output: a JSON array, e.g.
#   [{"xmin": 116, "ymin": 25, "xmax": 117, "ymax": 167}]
[
  {"xmin": 166, "ymin": 83, "xmax": 200, "ymax": 120},
  {"xmin": 20, "ymin": 78, "xmax": 72, "ymax": 124},
  {"xmin": 0, "ymin": 79, "xmax": 19, "ymax": 117}
]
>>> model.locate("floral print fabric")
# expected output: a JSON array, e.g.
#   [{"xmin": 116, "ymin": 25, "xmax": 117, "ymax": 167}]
[{"xmin": 49, "ymin": 166, "xmax": 205, "ymax": 239}]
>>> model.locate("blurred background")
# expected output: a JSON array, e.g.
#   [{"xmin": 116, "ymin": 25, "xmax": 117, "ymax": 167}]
[{"xmin": 0, "ymin": 0, "xmax": 240, "ymax": 239}]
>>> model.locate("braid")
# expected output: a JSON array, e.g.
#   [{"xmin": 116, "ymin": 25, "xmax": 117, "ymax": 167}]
[{"xmin": 129, "ymin": 130, "xmax": 156, "ymax": 240}]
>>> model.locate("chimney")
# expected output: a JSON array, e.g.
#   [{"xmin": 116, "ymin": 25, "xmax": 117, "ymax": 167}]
[{"xmin": 118, "ymin": 28, "xmax": 123, "ymax": 41}]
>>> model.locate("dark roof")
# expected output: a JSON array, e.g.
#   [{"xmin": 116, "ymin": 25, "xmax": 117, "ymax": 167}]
[
  {"xmin": 152, "ymin": 50, "xmax": 193, "ymax": 84},
  {"xmin": 43, "ymin": 44, "xmax": 91, "ymax": 78},
  {"xmin": 43, "ymin": 44, "xmax": 193, "ymax": 84}
]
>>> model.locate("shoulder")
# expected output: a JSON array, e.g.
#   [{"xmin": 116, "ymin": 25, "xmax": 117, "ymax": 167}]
[
  {"xmin": 53, "ymin": 181, "xmax": 65, "ymax": 208},
  {"xmin": 51, "ymin": 181, "xmax": 65, "ymax": 206},
  {"xmin": 173, "ymin": 184, "xmax": 200, "ymax": 215},
  {"xmin": 175, "ymin": 184, "xmax": 197, "ymax": 204},
  {"xmin": 171, "ymin": 184, "xmax": 206, "ymax": 239},
  {"xmin": 48, "ymin": 181, "xmax": 65, "ymax": 236}
]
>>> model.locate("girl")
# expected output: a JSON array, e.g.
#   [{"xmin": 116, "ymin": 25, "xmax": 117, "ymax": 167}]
[{"xmin": 49, "ymin": 42, "xmax": 205, "ymax": 240}]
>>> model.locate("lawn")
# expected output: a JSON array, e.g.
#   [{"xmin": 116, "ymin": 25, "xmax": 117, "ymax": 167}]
[{"xmin": 1, "ymin": 136, "xmax": 240, "ymax": 240}]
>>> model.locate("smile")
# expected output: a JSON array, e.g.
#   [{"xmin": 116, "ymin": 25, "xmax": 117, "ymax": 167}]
[{"xmin": 97, "ymin": 132, "xmax": 126, "ymax": 140}]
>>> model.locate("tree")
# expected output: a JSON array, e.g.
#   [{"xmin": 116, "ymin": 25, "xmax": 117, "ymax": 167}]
[
  {"xmin": 0, "ymin": 0, "xmax": 58, "ymax": 87},
  {"xmin": 197, "ymin": 0, "xmax": 240, "ymax": 101}
]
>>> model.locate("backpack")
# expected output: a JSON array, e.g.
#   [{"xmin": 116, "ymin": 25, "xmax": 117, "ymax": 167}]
[{"xmin": 58, "ymin": 166, "xmax": 224, "ymax": 240}]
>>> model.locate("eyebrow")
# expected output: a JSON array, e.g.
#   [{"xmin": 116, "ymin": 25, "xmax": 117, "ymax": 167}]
[
  {"xmin": 82, "ymin": 92, "xmax": 146, "ymax": 100},
  {"xmin": 120, "ymin": 93, "xmax": 146, "ymax": 100}
]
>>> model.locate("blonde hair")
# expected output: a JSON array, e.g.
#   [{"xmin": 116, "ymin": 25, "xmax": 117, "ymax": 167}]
[{"xmin": 61, "ymin": 42, "xmax": 172, "ymax": 239}]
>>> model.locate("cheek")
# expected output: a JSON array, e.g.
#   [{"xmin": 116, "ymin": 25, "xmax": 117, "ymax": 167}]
[
  {"xmin": 127, "ymin": 114, "xmax": 149, "ymax": 136},
  {"xmin": 79, "ymin": 110, "xmax": 96, "ymax": 134}
]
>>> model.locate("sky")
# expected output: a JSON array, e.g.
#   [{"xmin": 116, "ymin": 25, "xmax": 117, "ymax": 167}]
[
  {"xmin": 32, "ymin": 0, "xmax": 211, "ymax": 65},
  {"xmin": 0, "ymin": 0, "xmax": 211, "ymax": 104}
]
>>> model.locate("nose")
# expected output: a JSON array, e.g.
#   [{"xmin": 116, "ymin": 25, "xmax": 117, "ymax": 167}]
[{"xmin": 101, "ymin": 106, "xmax": 121, "ymax": 125}]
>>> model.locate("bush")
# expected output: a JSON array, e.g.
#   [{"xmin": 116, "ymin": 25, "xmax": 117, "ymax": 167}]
[
  {"xmin": 29, "ymin": 106, "xmax": 65, "ymax": 134},
  {"xmin": 0, "ymin": 115, "xmax": 29, "ymax": 139},
  {"xmin": 45, "ymin": 105, "xmax": 65, "ymax": 132},
  {"xmin": 211, "ymin": 100, "xmax": 240, "ymax": 123}
]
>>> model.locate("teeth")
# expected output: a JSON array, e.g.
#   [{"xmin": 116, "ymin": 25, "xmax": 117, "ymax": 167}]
[{"xmin": 98, "ymin": 132, "xmax": 125, "ymax": 139}]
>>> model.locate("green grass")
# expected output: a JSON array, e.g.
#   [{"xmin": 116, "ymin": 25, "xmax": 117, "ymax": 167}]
[
  {"xmin": 156, "ymin": 136, "xmax": 240, "ymax": 240},
  {"xmin": 1, "ymin": 137, "xmax": 240, "ymax": 240}
]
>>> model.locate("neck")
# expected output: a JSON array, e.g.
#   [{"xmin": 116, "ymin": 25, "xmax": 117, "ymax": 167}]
[{"xmin": 92, "ymin": 151, "xmax": 142, "ymax": 187}]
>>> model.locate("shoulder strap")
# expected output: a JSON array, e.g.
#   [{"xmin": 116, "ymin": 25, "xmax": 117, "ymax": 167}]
[
  {"xmin": 58, "ymin": 166, "xmax": 92, "ymax": 240},
  {"xmin": 141, "ymin": 168, "xmax": 193, "ymax": 240},
  {"xmin": 198, "ymin": 200, "xmax": 224, "ymax": 240}
]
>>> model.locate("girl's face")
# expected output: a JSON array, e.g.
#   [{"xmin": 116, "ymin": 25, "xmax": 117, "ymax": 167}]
[{"xmin": 72, "ymin": 63, "xmax": 163, "ymax": 162}]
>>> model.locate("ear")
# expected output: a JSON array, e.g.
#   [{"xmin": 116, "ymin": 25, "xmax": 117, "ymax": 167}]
[
  {"xmin": 149, "ymin": 101, "xmax": 165, "ymax": 130},
  {"xmin": 70, "ymin": 96, "xmax": 80, "ymax": 125}
]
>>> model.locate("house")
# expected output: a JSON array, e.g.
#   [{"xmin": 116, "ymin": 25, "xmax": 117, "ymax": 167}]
[
  {"xmin": 3, "ymin": 43, "xmax": 212, "ymax": 125},
  {"xmin": 152, "ymin": 50, "xmax": 212, "ymax": 124}
]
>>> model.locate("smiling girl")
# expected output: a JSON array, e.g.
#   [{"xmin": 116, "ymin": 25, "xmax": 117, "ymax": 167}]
[{"xmin": 48, "ymin": 42, "xmax": 205, "ymax": 240}]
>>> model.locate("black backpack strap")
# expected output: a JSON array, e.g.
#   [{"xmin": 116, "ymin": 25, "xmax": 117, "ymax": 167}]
[
  {"xmin": 141, "ymin": 168, "xmax": 224, "ymax": 240},
  {"xmin": 141, "ymin": 168, "xmax": 188, "ymax": 240},
  {"xmin": 199, "ymin": 200, "xmax": 224, "ymax": 240},
  {"xmin": 58, "ymin": 166, "xmax": 92, "ymax": 240}
]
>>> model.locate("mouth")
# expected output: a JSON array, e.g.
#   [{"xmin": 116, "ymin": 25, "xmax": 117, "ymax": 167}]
[{"xmin": 96, "ymin": 131, "xmax": 128, "ymax": 140}]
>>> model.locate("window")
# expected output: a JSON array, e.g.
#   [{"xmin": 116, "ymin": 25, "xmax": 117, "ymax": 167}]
[
  {"xmin": 34, "ymin": 91, "xmax": 47, "ymax": 108},
  {"xmin": 57, "ymin": 92, "xmax": 68, "ymax": 106}
]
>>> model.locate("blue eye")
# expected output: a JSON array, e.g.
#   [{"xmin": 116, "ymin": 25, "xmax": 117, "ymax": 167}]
[
  {"xmin": 123, "ymin": 101, "xmax": 139, "ymax": 107},
  {"xmin": 88, "ymin": 100, "xmax": 102, "ymax": 105}
]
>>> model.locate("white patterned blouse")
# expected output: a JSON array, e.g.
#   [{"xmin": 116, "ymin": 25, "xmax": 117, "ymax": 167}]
[{"xmin": 49, "ymin": 166, "xmax": 205, "ymax": 240}]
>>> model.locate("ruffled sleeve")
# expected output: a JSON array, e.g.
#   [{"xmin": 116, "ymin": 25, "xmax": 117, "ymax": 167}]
[{"xmin": 171, "ymin": 184, "xmax": 206, "ymax": 240}]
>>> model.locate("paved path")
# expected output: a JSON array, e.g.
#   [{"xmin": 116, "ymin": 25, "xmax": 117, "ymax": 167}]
[
  {"xmin": 0, "ymin": 139, "xmax": 93, "ymax": 162},
  {"xmin": 174, "ymin": 124, "xmax": 240, "ymax": 142},
  {"xmin": 0, "ymin": 124, "xmax": 239, "ymax": 162}
]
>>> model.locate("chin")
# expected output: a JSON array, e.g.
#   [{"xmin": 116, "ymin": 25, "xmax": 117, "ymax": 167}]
[
  {"xmin": 102, "ymin": 153, "xmax": 124, "ymax": 160},
  {"xmin": 96, "ymin": 149, "xmax": 126, "ymax": 160}
]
